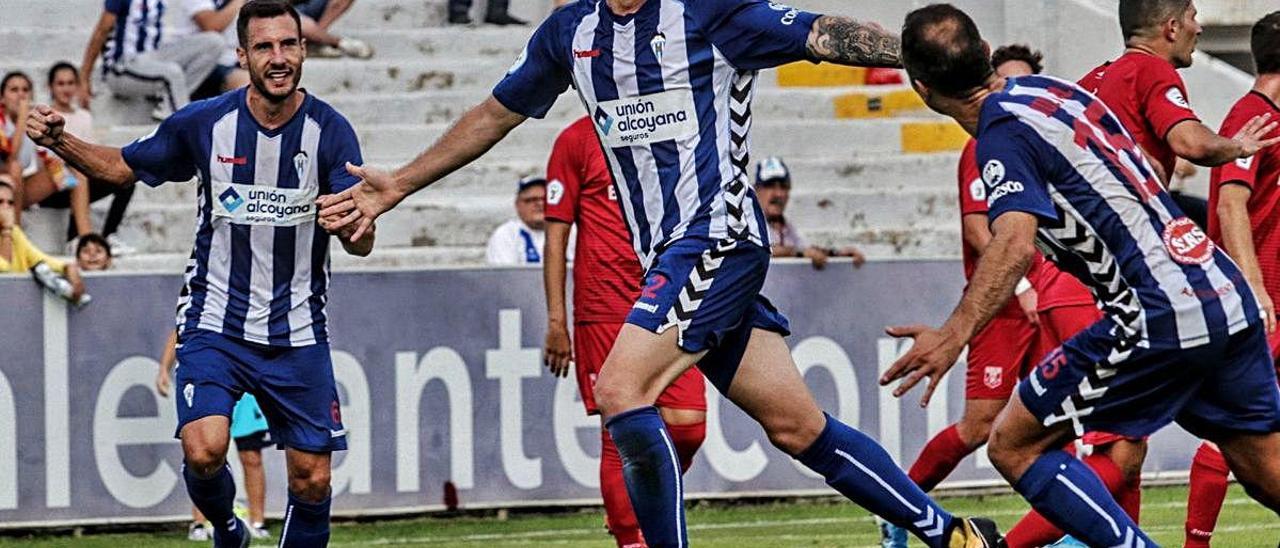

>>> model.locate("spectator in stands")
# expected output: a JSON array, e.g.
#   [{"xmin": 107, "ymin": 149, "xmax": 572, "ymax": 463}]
[
  {"xmin": 756, "ymin": 156, "xmax": 866, "ymax": 269},
  {"xmin": 290, "ymin": 0, "xmax": 375, "ymax": 58},
  {"xmin": 0, "ymin": 181, "xmax": 85, "ymax": 300},
  {"xmin": 155, "ymin": 330, "xmax": 273, "ymax": 541},
  {"xmin": 75, "ymin": 233, "xmax": 114, "ymax": 271},
  {"xmin": 177, "ymin": 0, "xmax": 253, "ymax": 99},
  {"xmin": 1, "ymin": 71, "xmax": 62, "ymax": 222},
  {"xmin": 486, "ymin": 176, "xmax": 551, "ymax": 264},
  {"xmin": 79, "ymin": 0, "xmax": 225, "ymax": 120},
  {"xmin": 450, "ymin": 0, "xmax": 527, "ymax": 26},
  {"xmin": 38, "ymin": 63, "xmax": 137, "ymax": 254}
]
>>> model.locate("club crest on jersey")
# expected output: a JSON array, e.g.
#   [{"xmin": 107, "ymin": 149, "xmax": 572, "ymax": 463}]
[
  {"xmin": 183, "ymin": 383, "xmax": 195, "ymax": 408},
  {"xmin": 1237, "ymin": 155, "xmax": 1254, "ymax": 170},
  {"xmin": 293, "ymin": 151, "xmax": 309, "ymax": 183},
  {"xmin": 1163, "ymin": 217, "xmax": 1215, "ymax": 265},
  {"xmin": 650, "ymin": 32, "xmax": 666, "ymax": 60},
  {"xmin": 546, "ymin": 179, "xmax": 565, "ymax": 205},
  {"xmin": 1164, "ymin": 86, "xmax": 1190, "ymax": 109},
  {"xmin": 968, "ymin": 178, "xmax": 986, "ymax": 201},
  {"xmin": 983, "ymin": 366, "xmax": 1003, "ymax": 389},
  {"xmin": 981, "ymin": 160, "xmax": 1005, "ymax": 187}
]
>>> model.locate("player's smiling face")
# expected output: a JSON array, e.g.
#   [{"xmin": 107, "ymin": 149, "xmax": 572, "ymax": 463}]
[{"xmin": 238, "ymin": 14, "xmax": 305, "ymax": 102}]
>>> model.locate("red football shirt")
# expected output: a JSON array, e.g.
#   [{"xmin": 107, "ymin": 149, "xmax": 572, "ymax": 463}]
[
  {"xmin": 1208, "ymin": 91, "xmax": 1280, "ymax": 313},
  {"xmin": 545, "ymin": 117, "xmax": 642, "ymax": 324},
  {"xmin": 958, "ymin": 140, "xmax": 1093, "ymax": 313},
  {"xmin": 1078, "ymin": 51, "xmax": 1200, "ymax": 183}
]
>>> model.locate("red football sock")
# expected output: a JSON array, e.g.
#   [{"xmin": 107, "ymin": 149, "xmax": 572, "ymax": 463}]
[
  {"xmin": 664, "ymin": 420, "xmax": 706, "ymax": 473},
  {"xmin": 1004, "ymin": 452, "xmax": 1129, "ymax": 547},
  {"xmin": 600, "ymin": 430, "xmax": 645, "ymax": 548},
  {"xmin": 906, "ymin": 424, "xmax": 971, "ymax": 491},
  {"xmin": 1185, "ymin": 442, "xmax": 1230, "ymax": 548},
  {"xmin": 1119, "ymin": 470, "xmax": 1142, "ymax": 523}
]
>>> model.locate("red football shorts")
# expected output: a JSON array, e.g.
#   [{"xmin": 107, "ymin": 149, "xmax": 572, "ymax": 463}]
[
  {"xmin": 966, "ymin": 304, "xmax": 1101, "ymax": 400},
  {"xmin": 573, "ymin": 321, "xmax": 707, "ymax": 415}
]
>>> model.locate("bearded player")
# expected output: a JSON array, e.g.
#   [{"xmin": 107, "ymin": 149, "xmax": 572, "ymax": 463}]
[
  {"xmin": 27, "ymin": 2, "xmax": 373, "ymax": 546},
  {"xmin": 890, "ymin": 5, "xmax": 1280, "ymax": 547},
  {"xmin": 318, "ymin": 0, "xmax": 1005, "ymax": 545},
  {"xmin": 543, "ymin": 116, "xmax": 707, "ymax": 548},
  {"xmin": 883, "ymin": 44, "xmax": 1110, "ymax": 548},
  {"xmin": 1193, "ymin": 11, "xmax": 1280, "ymax": 547}
]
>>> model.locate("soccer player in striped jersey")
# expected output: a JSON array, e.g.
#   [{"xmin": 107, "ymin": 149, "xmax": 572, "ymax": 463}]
[
  {"xmin": 319, "ymin": 0, "xmax": 1003, "ymax": 546},
  {"xmin": 891, "ymin": 5, "xmax": 1280, "ymax": 547},
  {"xmin": 28, "ymin": 2, "xmax": 371, "ymax": 546},
  {"xmin": 1192, "ymin": 11, "xmax": 1280, "ymax": 547}
]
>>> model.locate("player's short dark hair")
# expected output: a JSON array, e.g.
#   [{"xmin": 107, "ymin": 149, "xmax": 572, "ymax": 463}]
[
  {"xmin": 47, "ymin": 62, "xmax": 78, "ymax": 86},
  {"xmin": 1, "ymin": 71, "xmax": 31, "ymax": 93},
  {"xmin": 1252, "ymin": 11, "xmax": 1280, "ymax": 74},
  {"xmin": 991, "ymin": 44, "xmax": 1044, "ymax": 75},
  {"xmin": 1119, "ymin": 0, "xmax": 1192, "ymax": 41},
  {"xmin": 237, "ymin": 0, "xmax": 303, "ymax": 49},
  {"xmin": 901, "ymin": 4, "xmax": 993, "ymax": 99},
  {"xmin": 76, "ymin": 233, "xmax": 113, "ymax": 258}
]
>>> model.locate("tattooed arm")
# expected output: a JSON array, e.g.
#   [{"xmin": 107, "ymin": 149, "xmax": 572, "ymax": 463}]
[{"xmin": 806, "ymin": 15, "xmax": 901, "ymax": 68}]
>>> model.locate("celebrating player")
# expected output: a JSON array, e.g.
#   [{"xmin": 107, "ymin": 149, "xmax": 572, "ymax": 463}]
[
  {"xmin": 1193, "ymin": 11, "xmax": 1280, "ymax": 547},
  {"xmin": 27, "ymin": 1, "xmax": 372, "ymax": 546},
  {"xmin": 883, "ymin": 44, "xmax": 1110, "ymax": 548},
  {"xmin": 890, "ymin": 5, "xmax": 1280, "ymax": 547},
  {"xmin": 543, "ymin": 116, "xmax": 707, "ymax": 547},
  {"xmin": 318, "ymin": 0, "xmax": 1003, "ymax": 545}
]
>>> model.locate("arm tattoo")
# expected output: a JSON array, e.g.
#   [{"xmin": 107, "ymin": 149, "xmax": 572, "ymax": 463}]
[{"xmin": 806, "ymin": 15, "xmax": 901, "ymax": 68}]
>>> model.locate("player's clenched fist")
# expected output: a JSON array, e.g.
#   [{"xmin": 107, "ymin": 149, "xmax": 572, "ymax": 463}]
[{"xmin": 25, "ymin": 104, "xmax": 65, "ymax": 148}]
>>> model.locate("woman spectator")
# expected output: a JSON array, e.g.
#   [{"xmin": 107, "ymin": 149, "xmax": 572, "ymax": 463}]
[
  {"xmin": 36, "ymin": 63, "xmax": 137, "ymax": 254},
  {"xmin": 0, "ymin": 181, "xmax": 85, "ymax": 300},
  {"xmin": 0, "ymin": 71, "xmax": 61, "ymax": 222}
]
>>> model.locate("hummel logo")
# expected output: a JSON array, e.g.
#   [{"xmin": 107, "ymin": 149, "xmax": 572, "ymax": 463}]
[
  {"xmin": 574, "ymin": 49, "xmax": 601, "ymax": 58},
  {"xmin": 217, "ymin": 155, "xmax": 247, "ymax": 165}
]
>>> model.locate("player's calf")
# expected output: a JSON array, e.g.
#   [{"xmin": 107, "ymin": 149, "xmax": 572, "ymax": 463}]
[
  {"xmin": 280, "ymin": 449, "xmax": 335, "ymax": 547},
  {"xmin": 1219, "ymin": 431, "xmax": 1280, "ymax": 513}
]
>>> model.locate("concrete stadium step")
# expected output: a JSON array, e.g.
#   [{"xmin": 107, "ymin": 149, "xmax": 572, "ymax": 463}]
[{"xmin": 105, "ymin": 244, "xmax": 489, "ymax": 272}]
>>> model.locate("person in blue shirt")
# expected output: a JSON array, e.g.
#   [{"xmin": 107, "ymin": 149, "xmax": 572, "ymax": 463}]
[
  {"xmin": 28, "ymin": 1, "xmax": 374, "ymax": 546},
  {"xmin": 887, "ymin": 5, "xmax": 1280, "ymax": 547},
  {"xmin": 317, "ymin": 0, "xmax": 1003, "ymax": 546}
]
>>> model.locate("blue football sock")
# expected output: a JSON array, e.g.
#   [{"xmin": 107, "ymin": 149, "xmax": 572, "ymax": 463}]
[
  {"xmin": 1015, "ymin": 450, "xmax": 1154, "ymax": 547},
  {"xmin": 280, "ymin": 492, "xmax": 332, "ymax": 547},
  {"xmin": 183, "ymin": 463, "xmax": 242, "ymax": 541},
  {"xmin": 605, "ymin": 406, "xmax": 686, "ymax": 547},
  {"xmin": 796, "ymin": 414, "xmax": 953, "ymax": 548}
]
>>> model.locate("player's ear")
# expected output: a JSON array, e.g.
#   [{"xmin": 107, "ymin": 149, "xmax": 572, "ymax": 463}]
[{"xmin": 237, "ymin": 46, "xmax": 247, "ymax": 71}]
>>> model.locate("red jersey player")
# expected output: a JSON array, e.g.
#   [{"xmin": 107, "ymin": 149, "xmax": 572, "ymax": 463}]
[
  {"xmin": 1074, "ymin": 1, "xmax": 1280, "ymax": 520},
  {"xmin": 1079, "ymin": 0, "xmax": 1274, "ymax": 185},
  {"xmin": 542, "ymin": 116, "xmax": 707, "ymax": 548},
  {"xmin": 1192, "ymin": 14, "xmax": 1280, "ymax": 546},
  {"xmin": 885, "ymin": 45, "xmax": 1117, "ymax": 548}
]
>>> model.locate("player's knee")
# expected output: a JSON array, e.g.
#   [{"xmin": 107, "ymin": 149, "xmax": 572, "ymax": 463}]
[
  {"xmin": 955, "ymin": 417, "xmax": 993, "ymax": 449},
  {"xmin": 183, "ymin": 445, "xmax": 228, "ymax": 477},
  {"xmin": 238, "ymin": 449, "xmax": 263, "ymax": 469},
  {"xmin": 288, "ymin": 466, "xmax": 332, "ymax": 503},
  {"xmin": 595, "ymin": 381, "xmax": 640, "ymax": 418},
  {"xmin": 985, "ymin": 428, "xmax": 1029, "ymax": 480},
  {"xmin": 762, "ymin": 415, "xmax": 824, "ymax": 456}
]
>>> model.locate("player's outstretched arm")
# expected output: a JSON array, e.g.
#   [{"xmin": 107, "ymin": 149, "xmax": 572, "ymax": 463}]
[
  {"xmin": 26, "ymin": 105, "xmax": 135, "ymax": 186},
  {"xmin": 1168, "ymin": 114, "xmax": 1280, "ymax": 167},
  {"xmin": 882, "ymin": 211, "xmax": 1038, "ymax": 407},
  {"xmin": 805, "ymin": 15, "xmax": 901, "ymax": 68},
  {"xmin": 317, "ymin": 96, "xmax": 527, "ymax": 241}
]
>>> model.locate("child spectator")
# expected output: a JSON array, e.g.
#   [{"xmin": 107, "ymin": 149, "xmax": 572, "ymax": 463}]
[
  {"xmin": 37, "ymin": 63, "xmax": 137, "ymax": 254},
  {"xmin": 0, "ymin": 181, "xmax": 86, "ymax": 301},
  {"xmin": 75, "ymin": 233, "xmax": 113, "ymax": 271}
]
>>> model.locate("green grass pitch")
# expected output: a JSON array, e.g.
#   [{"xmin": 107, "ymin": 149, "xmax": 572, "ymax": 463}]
[{"xmin": 2, "ymin": 485, "xmax": 1275, "ymax": 546}]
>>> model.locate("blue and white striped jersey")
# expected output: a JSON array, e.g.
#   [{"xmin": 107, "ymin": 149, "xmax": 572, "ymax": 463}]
[
  {"xmin": 980, "ymin": 75, "xmax": 1261, "ymax": 349},
  {"xmin": 122, "ymin": 88, "xmax": 363, "ymax": 347},
  {"xmin": 493, "ymin": 0, "xmax": 821, "ymax": 268},
  {"xmin": 103, "ymin": 0, "xmax": 167, "ymax": 73}
]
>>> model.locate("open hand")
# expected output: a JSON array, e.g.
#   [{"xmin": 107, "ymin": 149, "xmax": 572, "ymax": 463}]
[
  {"xmin": 880, "ymin": 324, "xmax": 966, "ymax": 407},
  {"xmin": 1233, "ymin": 113, "xmax": 1280, "ymax": 158},
  {"xmin": 315, "ymin": 163, "xmax": 404, "ymax": 243}
]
